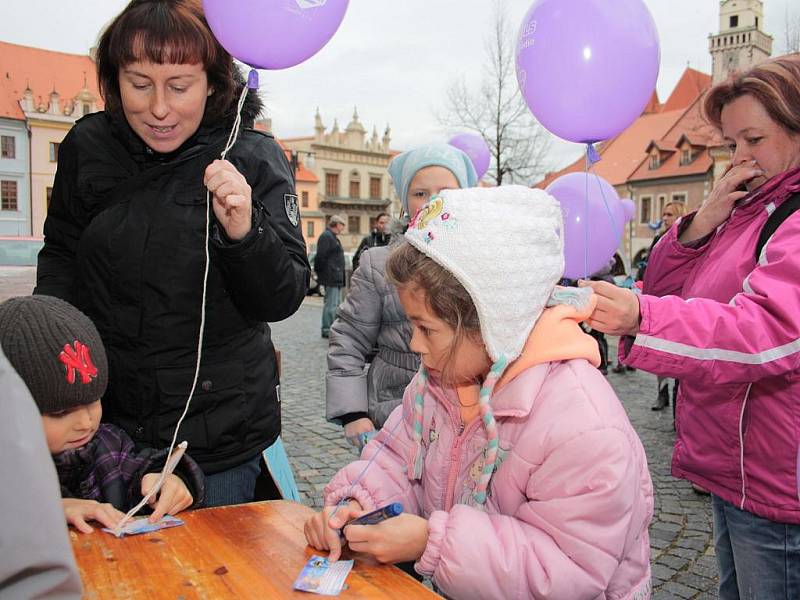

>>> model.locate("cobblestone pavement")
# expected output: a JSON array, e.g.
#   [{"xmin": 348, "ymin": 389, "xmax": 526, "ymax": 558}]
[{"xmin": 0, "ymin": 268, "xmax": 719, "ymax": 598}]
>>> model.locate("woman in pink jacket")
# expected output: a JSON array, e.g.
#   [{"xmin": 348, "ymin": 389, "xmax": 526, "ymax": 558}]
[
  {"xmin": 582, "ymin": 54, "xmax": 800, "ymax": 599},
  {"xmin": 305, "ymin": 186, "xmax": 653, "ymax": 599}
]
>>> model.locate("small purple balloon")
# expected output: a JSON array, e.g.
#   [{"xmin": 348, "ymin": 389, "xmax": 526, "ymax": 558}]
[
  {"xmin": 448, "ymin": 133, "xmax": 491, "ymax": 180},
  {"xmin": 203, "ymin": 0, "xmax": 349, "ymax": 70},
  {"xmin": 621, "ymin": 198, "xmax": 636, "ymax": 222},
  {"xmin": 515, "ymin": 0, "xmax": 660, "ymax": 143},
  {"xmin": 546, "ymin": 172, "xmax": 624, "ymax": 280}
]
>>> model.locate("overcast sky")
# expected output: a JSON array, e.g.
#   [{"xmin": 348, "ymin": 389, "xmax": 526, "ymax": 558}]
[{"xmin": 0, "ymin": 0, "xmax": 796, "ymax": 171}]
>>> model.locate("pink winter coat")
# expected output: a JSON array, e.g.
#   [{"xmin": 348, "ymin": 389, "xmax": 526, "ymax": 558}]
[
  {"xmin": 620, "ymin": 166, "xmax": 800, "ymax": 524},
  {"xmin": 325, "ymin": 300, "xmax": 653, "ymax": 600}
]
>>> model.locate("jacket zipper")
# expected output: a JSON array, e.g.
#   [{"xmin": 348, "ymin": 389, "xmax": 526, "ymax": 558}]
[
  {"xmin": 443, "ymin": 408, "xmax": 481, "ymax": 511},
  {"xmin": 739, "ymin": 383, "xmax": 753, "ymax": 509}
]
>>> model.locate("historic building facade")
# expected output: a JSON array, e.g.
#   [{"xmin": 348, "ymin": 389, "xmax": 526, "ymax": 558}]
[
  {"xmin": 282, "ymin": 108, "xmax": 398, "ymax": 252},
  {"xmin": 0, "ymin": 41, "xmax": 101, "ymax": 237}
]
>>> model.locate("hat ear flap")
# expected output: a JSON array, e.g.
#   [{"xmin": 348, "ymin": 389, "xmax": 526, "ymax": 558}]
[
  {"xmin": 460, "ymin": 150, "xmax": 479, "ymax": 187},
  {"xmin": 388, "ymin": 152, "xmax": 410, "ymax": 203}
]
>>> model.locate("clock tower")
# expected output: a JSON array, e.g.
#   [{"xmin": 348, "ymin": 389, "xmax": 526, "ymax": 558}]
[{"xmin": 709, "ymin": 0, "xmax": 772, "ymax": 84}]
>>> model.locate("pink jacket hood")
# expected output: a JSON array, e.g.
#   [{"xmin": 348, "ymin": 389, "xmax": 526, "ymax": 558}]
[{"xmin": 325, "ymin": 301, "xmax": 654, "ymax": 599}]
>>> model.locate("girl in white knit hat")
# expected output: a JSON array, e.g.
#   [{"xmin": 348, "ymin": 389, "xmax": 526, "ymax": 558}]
[{"xmin": 305, "ymin": 186, "xmax": 653, "ymax": 600}]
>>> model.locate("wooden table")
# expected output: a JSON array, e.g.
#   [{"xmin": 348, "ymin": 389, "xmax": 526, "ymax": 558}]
[{"xmin": 70, "ymin": 501, "xmax": 439, "ymax": 599}]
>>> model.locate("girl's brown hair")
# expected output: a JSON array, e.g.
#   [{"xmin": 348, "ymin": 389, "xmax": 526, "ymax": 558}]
[
  {"xmin": 95, "ymin": 0, "xmax": 240, "ymax": 125},
  {"xmin": 386, "ymin": 242, "xmax": 486, "ymax": 383},
  {"xmin": 703, "ymin": 53, "xmax": 800, "ymax": 135}
]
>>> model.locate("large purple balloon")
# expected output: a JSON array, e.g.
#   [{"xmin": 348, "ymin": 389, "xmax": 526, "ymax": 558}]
[
  {"xmin": 448, "ymin": 133, "xmax": 491, "ymax": 180},
  {"xmin": 515, "ymin": 0, "xmax": 660, "ymax": 143},
  {"xmin": 621, "ymin": 198, "xmax": 637, "ymax": 222},
  {"xmin": 203, "ymin": 0, "xmax": 349, "ymax": 70},
  {"xmin": 546, "ymin": 172, "xmax": 624, "ymax": 280}
]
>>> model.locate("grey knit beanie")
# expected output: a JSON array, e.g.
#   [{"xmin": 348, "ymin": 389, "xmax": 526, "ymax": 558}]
[{"xmin": 0, "ymin": 295, "xmax": 108, "ymax": 414}]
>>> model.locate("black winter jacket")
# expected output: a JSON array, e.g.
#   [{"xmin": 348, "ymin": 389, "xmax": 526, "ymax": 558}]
[
  {"xmin": 351, "ymin": 230, "xmax": 391, "ymax": 272},
  {"xmin": 314, "ymin": 227, "xmax": 345, "ymax": 287},
  {"xmin": 36, "ymin": 95, "xmax": 309, "ymax": 474}
]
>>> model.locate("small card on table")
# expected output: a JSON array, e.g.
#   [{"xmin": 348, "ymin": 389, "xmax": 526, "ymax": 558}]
[
  {"xmin": 293, "ymin": 555, "xmax": 354, "ymax": 596},
  {"xmin": 102, "ymin": 515, "xmax": 184, "ymax": 538}
]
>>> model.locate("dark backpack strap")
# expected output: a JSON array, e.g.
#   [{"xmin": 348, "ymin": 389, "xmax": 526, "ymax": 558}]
[{"xmin": 755, "ymin": 192, "xmax": 800, "ymax": 262}]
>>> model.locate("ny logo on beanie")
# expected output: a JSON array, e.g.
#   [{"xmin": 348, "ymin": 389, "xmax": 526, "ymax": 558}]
[
  {"xmin": 0, "ymin": 295, "xmax": 108, "ymax": 414},
  {"xmin": 59, "ymin": 340, "xmax": 98, "ymax": 385}
]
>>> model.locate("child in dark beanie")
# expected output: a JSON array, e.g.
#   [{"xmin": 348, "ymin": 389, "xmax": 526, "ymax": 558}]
[{"xmin": 0, "ymin": 295, "xmax": 205, "ymax": 533}]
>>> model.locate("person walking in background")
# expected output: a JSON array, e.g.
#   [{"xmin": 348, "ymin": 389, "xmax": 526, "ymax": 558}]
[
  {"xmin": 352, "ymin": 212, "xmax": 391, "ymax": 273},
  {"xmin": 647, "ymin": 201, "xmax": 686, "ymax": 411},
  {"xmin": 581, "ymin": 54, "xmax": 800, "ymax": 599},
  {"xmin": 325, "ymin": 143, "xmax": 476, "ymax": 448},
  {"xmin": 316, "ymin": 215, "xmax": 347, "ymax": 338}
]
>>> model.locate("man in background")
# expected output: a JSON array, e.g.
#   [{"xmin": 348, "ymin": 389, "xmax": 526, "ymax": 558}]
[
  {"xmin": 351, "ymin": 212, "xmax": 391, "ymax": 273},
  {"xmin": 315, "ymin": 215, "xmax": 347, "ymax": 338}
]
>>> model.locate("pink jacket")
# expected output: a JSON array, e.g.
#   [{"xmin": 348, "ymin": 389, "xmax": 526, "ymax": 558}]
[
  {"xmin": 621, "ymin": 167, "xmax": 800, "ymax": 524},
  {"xmin": 325, "ymin": 301, "xmax": 653, "ymax": 600}
]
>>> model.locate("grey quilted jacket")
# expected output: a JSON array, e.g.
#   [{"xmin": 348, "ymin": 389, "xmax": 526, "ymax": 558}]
[{"xmin": 325, "ymin": 242, "xmax": 419, "ymax": 428}]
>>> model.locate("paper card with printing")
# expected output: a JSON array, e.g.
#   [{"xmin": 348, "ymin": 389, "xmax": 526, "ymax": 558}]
[
  {"xmin": 102, "ymin": 515, "xmax": 184, "ymax": 538},
  {"xmin": 292, "ymin": 555, "xmax": 354, "ymax": 596}
]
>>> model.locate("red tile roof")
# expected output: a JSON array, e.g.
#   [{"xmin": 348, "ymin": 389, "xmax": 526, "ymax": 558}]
[
  {"xmin": 276, "ymin": 139, "xmax": 319, "ymax": 183},
  {"xmin": 0, "ymin": 41, "xmax": 101, "ymax": 120},
  {"xmin": 628, "ymin": 95, "xmax": 722, "ymax": 182},
  {"xmin": 660, "ymin": 68, "xmax": 711, "ymax": 113},
  {"xmin": 535, "ymin": 109, "xmax": 686, "ymax": 188}
]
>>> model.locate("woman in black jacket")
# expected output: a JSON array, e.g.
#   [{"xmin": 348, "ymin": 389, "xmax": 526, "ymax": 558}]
[{"xmin": 35, "ymin": 0, "xmax": 309, "ymax": 506}]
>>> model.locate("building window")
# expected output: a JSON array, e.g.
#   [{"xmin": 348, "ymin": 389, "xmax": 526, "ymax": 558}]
[
  {"xmin": 658, "ymin": 195, "xmax": 667, "ymax": 217},
  {"xmin": 755, "ymin": 16, "xmax": 759, "ymax": 29},
  {"xmin": 640, "ymin": 196, "xmax": 652, "ymax": 224},
  {"xmin": 1, "ymin": 135, "xmax": 15, "ymax": 159},
  {"xmin": 349, "ymin": 179, "xmax": 360, "ymax": 199},
  {"xmin": 348, "ymin": 215, "xmax": 360, "ymax": 234},
  {"xmin": 301, "ymin": 190, "xmax": 309, "ymax": 208},
  {"xmin": 1, "ymin": 180, "xmax": 18, "ymax": 211},
  {"xmin": 306, "ymin": 221, "xmax": 315, "ymax": 237},
  {"xmin": 325, "ymin": 172, "xmax": 339, "ymax": 197},
  {"xmin": 649, "ymin": 153, "xmax": 660, "ymax": 170},
  {"xmin": 680, "ymin": 148, "xmax": 692, "ymax": 165},
  {"xmin": 83, "ymin": 102, "xmax": 91, "ymax": 115},
  {"xmin": 49, "ymin": 142, "xmax": 60, "ymax": 163},
  {"xmin": 369, "ymin": 176, "xmax": 381, "ymax": 199},
  {"xmin": 730, "ymin": 15, "xmax": 738, "ymax": 28},
  {"xmin": 46, "ymin": 187, "xmax": 53, "ymax": 209},
  {"xmin": 671, "ymin": 193, "xmax": 687, "ymax": 205}
]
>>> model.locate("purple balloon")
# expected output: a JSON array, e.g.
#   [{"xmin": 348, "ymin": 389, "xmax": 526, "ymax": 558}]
[
  {"xmin": 515, "ymin": 0, "xmax": 660, "ymax": 143},
  {"xmin": 203, "ymin": 0, "xmax": 349, "ymax": 70},
  {"xmin": 448, "ymin": 133, "xmax": 491, "ymax": 180},
  {"xmin": 621, "ymin": 198, "xmax": 636, "ymax": 222},
  {"xmin": 546, "ymin": 172, "xmax": 624, "ymax": 280}
]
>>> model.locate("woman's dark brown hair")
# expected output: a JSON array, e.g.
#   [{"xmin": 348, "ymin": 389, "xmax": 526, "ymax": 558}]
[
  {"xmin": 95, "ymin": 0, "xmax": 241, "ymax": 125},
  {"xmin": 703, "ymin": 53, "xmax": 800, "ymax": 135}
]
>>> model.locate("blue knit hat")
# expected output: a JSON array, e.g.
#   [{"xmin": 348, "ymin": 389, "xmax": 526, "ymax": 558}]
[{"xmin": 388, "ymin": 143, "xmax": 478, "ymax": 216}]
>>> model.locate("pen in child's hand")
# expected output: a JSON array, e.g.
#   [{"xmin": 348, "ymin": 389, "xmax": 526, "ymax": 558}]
[{"xmin": 338, "ymin": 502, "xmax": 403, "ymax": 539}]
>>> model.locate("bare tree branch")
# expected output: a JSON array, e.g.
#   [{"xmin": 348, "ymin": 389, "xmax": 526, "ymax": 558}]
[
  {"xmin": 435, "ymin": 0, "xmax": 552, "ymax": 185},
  {"xmin": 784, "ymin": 6, "xmax": 800, "ymax": 54}
]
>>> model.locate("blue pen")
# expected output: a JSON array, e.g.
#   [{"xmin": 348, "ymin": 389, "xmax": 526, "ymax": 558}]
[{"xmin": 339, "ymin": 502, "xmax": 403, "ymax": 539}]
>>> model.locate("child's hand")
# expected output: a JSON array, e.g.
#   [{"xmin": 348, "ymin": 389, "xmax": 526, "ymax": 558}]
[
  {"xmin": 344, "ymin": 513, "xmax": 429, "ymax": 564},
  {"xmin": 304, "ymin": 500, "xmax": 364, "ymax": 562},
  {"xmin": 63, "ymin": 498, "xmax": 126, "ymax": 533},
  {"xmin": 141, "ymin": 473, "xmax": 194, "ymax": 522}
]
